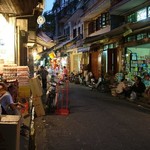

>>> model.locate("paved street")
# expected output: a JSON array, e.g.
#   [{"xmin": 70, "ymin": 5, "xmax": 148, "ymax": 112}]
[{"xmin": 34, "ymin": 83, "xmax": 150, "ymax": 150}]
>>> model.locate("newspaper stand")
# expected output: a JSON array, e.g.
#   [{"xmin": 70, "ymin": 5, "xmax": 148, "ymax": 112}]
[{"xmin": 55, "ymin": 80, "xmax": 69, "ymax": 115}]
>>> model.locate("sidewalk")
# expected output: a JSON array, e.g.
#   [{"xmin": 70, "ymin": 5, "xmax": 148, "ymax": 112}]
[
  {"xmin": 20, "ymin": 101, "xmax": 35, "ymax": 150},
  {"xmin": 20, "ymin": 114, "xmax": 31, "ymax": 150},
  {"xmin": 109, "ymin": 91, "xmax": 150, "ymax": 112}
]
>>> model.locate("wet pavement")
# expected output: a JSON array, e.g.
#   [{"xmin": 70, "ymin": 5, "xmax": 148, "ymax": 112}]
[{"xmin": 34, "ymin": 83, "xmax": 150, "ymax": 150}]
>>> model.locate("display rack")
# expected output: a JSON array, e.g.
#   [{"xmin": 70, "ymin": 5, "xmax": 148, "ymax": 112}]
[
  {"xmin": 130, "ymin": 59, "xmax": 149, "ymax": 75},
  {"xmin": 3, "ymin": 64, "xmax": 17, "ymax": 81}
]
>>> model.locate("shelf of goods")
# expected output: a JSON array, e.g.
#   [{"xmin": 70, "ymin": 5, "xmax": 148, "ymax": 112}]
[
  {"xmin": 130, "ymin": 59, "xmax": 150, "ymax": 75},
  {"xmin": 2, "ymin": 65, "xmax": 30, "ymax": 98},
  {"xmin": 3, "ymin": 64, "xmax": 17, "ymax": 82}
]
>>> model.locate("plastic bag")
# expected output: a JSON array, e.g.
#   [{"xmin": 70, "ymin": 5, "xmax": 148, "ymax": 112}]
[{"xmin": 130, "ymin": 91, "xmax": 137, "ymax": 100}]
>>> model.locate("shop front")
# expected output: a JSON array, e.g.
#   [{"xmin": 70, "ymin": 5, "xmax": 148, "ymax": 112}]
[
  {"xmin": 77, "ymin": 46, "xmax": 90, "ymax": 74},
  {"xmin": 101, "ymin": 42, "xmax": 120, "ymax": 76},
  {"xmin": 124, "ymin": 34, "xmax": 150, "ymax": 83},
  {"xmin": 70, "ymin": 49, "xmax": 82, "ymax": 74}
]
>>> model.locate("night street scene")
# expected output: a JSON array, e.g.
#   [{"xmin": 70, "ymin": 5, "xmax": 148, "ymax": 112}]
[{"xmin": 0, "ymin": 0, "xmax": 150, "ymax": 150}]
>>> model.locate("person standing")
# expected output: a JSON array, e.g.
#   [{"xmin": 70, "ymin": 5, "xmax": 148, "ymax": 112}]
[
  {"xmin": 63, "ymin": 66, "xmax": 68, "ymax": 80},
  {"xmin": 37, "ymin": 66, "xmax": 48, "ymax": 90}
]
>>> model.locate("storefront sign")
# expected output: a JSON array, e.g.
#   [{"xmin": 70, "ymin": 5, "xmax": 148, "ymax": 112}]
[{"xmin": 49, "ymin": 51, "xmax": 56, "ymax": 59}]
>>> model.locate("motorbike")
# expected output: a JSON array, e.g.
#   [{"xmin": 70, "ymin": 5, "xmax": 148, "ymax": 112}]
[
  {"xmin": 46, "ymin": 77, "xmax": 64, "ymax": 114},
  {"xmin": 88, "ymin": 77, "xmax": 102, "ymax": 90},
  {"xmin": 88, "ymin": 77, "xmax": 110, "ymax": 93},
  {"xmin": 46, "ymin": 81, "xmax": 57, "ymax": 113}
]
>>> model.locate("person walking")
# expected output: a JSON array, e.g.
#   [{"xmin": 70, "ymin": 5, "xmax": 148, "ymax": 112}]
[{"xmin": 37, "ymin": 66, "xmax": 48, "ymax": 90}]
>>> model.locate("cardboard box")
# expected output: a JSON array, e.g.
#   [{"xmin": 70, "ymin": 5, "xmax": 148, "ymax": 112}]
[
  {"xmin": 18, "ymin": 85, "xmax": 31, "ymax": 98},
  {"xmin": 0, "ymin": 115, "xmax": 21, "ymax": 150},
  {"xmin": 29, "ymin": 77, "xmax": 43, "ymax": 97},
  {"xmin": 32, "ymin": 97, "xmax": 45, "ymax": 117},
  {"xmin": 34, "ymin": 103, "xmax": 45, "ymax": 117}
]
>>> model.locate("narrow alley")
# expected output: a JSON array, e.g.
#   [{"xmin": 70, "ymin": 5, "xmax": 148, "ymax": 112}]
[{"xmin": 34, "ymin": 83, "xmax": 150, "ymax": 150}]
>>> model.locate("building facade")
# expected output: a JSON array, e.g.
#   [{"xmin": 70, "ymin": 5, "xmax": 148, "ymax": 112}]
[{"xmin": 40, "ymin": 0, "xmax": 150, "ymax": 81}]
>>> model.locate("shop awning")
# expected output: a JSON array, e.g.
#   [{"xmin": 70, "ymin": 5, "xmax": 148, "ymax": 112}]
[
  {"xmin": 55, "ymin": 36, "xmax": 79, "ymax": 50},
  {"xmin": 36, "ymin": 36, "xmax": 56, "ymax": 48},
  {"xmin": 28, "ymin": 32, "xmax": 56, "ymax": 49},
  {"xmin": 55, "ymin": 40, "xmax": 71, "ymax": 50}
]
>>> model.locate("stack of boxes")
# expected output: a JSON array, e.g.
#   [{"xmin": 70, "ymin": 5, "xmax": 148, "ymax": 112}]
[
  {"xmin": 3, "ymin": 64, "xmax": 17, "ymax": 81},
  {"xmin": 29, "ymin": 76, "xmax": 45, "ymax": 117},
  {"xmin": 17, "ymin": 66, "xmax": 30, "ymax": 99}
]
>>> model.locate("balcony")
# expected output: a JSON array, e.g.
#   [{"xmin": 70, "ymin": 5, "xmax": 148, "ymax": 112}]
[{"xmin": 110, "ymin": 0, "xmax": 149, "ymax": 15}]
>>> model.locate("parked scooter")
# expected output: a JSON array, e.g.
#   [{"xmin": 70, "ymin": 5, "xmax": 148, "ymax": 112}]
[
  {"xmin": 88, "ymin": 77, "xmax": 102, "ymax": 90},
  {"xmin": 69, "ymin": 72, "xmax": 75, "ymax": 83},
  {"xmin": 46, "ymin": 75, "xmax": 64, "ymax": 113},
  {"xmin": 88, "ymin": 76, "xmax": 111, "ymax": 93},
  {"xmin": 98, "ymin": 76, "xmax": 112, "ymax": 93},
  {"xmin": 46, "ymin": 81, "xmax": 57, "ymax": 113}
]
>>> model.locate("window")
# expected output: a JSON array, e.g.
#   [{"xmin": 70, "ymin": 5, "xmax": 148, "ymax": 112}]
[
  {"xmin": 78, "ymin": 27, "xmax": 81, "ymax": 35},
  {"xmin": 137, "ymin": 8, "xmax": 147, "ymax": 21},
  {"xmin": 100, "ymin": 13, "xmax": 109, "ymax": 27},
  {"xmin": 127, "ymin": 6, "xmax": 150, "ymax": 23},
  {"xmin": 148, "ymin": 6, "xmax": 150, "ymax": 17},
  {"xmin": 73, "ymin": 28, "xmax": 77, "ymax": 38},
  {"xmin": 137, "ymin": 33, "xmax": 147, "ymax": 40},
  {"xmin": 126, "ymin": 35, "xmax": 136, "ymax": 42},
  {"xmin": 64, "ymin": 26, "xmax": 70, "ymax": 39},
  {"xmin": 127, "ymin": 13, "xmax": 136, "ymax": 23},
  {"xmin": 108, "ymin": 44, "xmax": 113, "ymax": 49},
  {"xmin": 104, "ymin": 45, "xmax": 108, "ymax": 50},
  {"xmin": 96, "ymin": 17, "xmax": 100, "ymax": 31},
  {"xmin": 96, "ymin": 12, "xmax": 109, "ymax": 31},
  {"xmin": 88, "ymin": 21, "xmax": 95, "ymax": 35}
]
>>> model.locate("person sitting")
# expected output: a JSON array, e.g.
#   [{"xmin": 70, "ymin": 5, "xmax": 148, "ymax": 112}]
[
  {"xmin": 125, "ymin": 76, "xmax": 146, "ymax": 100},
  {"xmin": 0, "ymin": 82, "xmax": 20, "ymax": 115},
  {"xmin": 115, "ymin": 78, "xmax": 127, "ymax": 96},
  {"xmin": 0, "ymin": 82, "xmax": 29, "ymax": 136}
]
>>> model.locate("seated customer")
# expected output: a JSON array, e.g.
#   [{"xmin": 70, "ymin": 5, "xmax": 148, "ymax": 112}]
[
  {"xmin": 125, "ymin": 76, "xmax": 146, "ymax": 99},
  {"xmin": 0, "ymin": 82, "xmax": 29, "ymax": 136},
  {"xmin": 0, "ymin": 82, "xmax": 20, "ymax": 115},
  {"xmin": 116, "ymin": 78, "xmax": 127, "ymax": 95}
]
